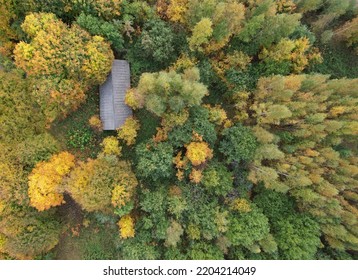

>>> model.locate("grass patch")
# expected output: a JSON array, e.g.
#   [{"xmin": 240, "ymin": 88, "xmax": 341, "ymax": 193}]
[
  {"xmin": 81, "ymin": 226, "xmax": 119, "ymax": 260},
  {"xmin": 54, "ymin": 223, "xmax": 119, "ymax": 260},
  {"xmin": 54, "ymin": 211, "xmax": 120, "ymax": 260},
  {"xmin": 134, "ymin": 109, "xmax": 160, "ymax": 144},
  {"xmin": 307, "ymin": 42, "xmax": 358, "ymax": 78},
  {"xmin": 66, "ymin": 125, "xmax": 94, "ymax": 151},
  {"xmin": 50, "ymin": 89, "xmax": 113, "ymax": 160},
  {"xmin": 78, "ymin": 213, "xmax": 120, "ymax": 260}
]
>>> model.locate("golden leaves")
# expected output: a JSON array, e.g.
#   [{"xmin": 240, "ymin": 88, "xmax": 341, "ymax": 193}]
[
  {"xmin": 94, "ymin": 0, "xmax": 122, "ymax": 20},
  {"xmin": 89, "ymin": 115, "xmax": 103, "ymax": 132},
  {"xmin": 14, "ymin": 13, "xmax": 114, "ymax": 124},
  {"xmin": 118, "ymin": 214, "xmax": 135, "ymax": 239},
  {"xmin": 167, "ymin": 0, "xmax": 189, "ymax": 23},
  {"xmin": 186, "ymin": 141, "xmax": 213, "ymax": 166},
  {"xmin": 189, "ymin": 169, "xmax": 203, "ymax": 184},
  {"xmin": 111, "ymin": 185, "xmax": 131, "ymax": 208},
  {"xmin": 259, "ymin": 37, "xmax": 322, "ymax": 73},
  {"xmin": 28, "ymin": 152, "xmax": 75, "ymax": 211},
  {"xmin": 231, "ymin": 198, "xmax": 252, "ymax": 213},
  {"xmin": 188, "ymin": 18, "xmax": 213, "ymax": 52},
  {"xmin": 117, "ymin": 117, "xmax": 140, "ymax": 146},
  {"xmin": 101, "ymin": 136, "xmax": 122, "ymax": 156},
  {"xmin": 205, "ymin": 104, "xmax": 228, "ymax": 126},
  {"xmin": 125, "ymin": 88, "xmax": 145, "ymax": 110}
]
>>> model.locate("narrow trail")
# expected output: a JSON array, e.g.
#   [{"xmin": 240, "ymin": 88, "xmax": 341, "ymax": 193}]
[{"xmin": 55, "ymin": 194, "xmax": 84, "ymax": 260}]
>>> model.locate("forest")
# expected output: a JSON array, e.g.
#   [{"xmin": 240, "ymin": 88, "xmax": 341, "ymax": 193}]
[{"xmin": 0, "ymin": 0, "xmax": 357, "ymax": 260}]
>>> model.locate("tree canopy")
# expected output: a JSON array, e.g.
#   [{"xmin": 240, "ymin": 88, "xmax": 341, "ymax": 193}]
[{"xmin": 0, "ymin": 0, "xmax": 357, "ymax": 261}]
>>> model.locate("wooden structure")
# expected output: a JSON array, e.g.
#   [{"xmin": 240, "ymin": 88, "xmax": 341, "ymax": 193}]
[{"xmin": 100, "ymin": 60, "xmax": 132, "ymax": 130}]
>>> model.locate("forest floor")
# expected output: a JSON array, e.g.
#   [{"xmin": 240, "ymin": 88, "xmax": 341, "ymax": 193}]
[
  {"xmin": 50, "ymin": 90, "xmax": 120, "ymax": 260},
  {"xmin": 308, "ymin": 41, "xmax": 358, "ymax": 78},
  {"xmin": 50, "ymin": 88, "xmax": 114, "ymax": 160},
  {"xmin": 55, "ymin": 195, "xmax": 84, "ymax": 260}
]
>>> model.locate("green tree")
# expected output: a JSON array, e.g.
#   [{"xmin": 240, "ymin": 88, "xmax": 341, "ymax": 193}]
[
  {"xmin": 126, "ymin": 18, "xmax": 177, "ymax": 76},
  {"xmin": 14, "ymin": 133, "xmax": 59, "ymax": 170},
  {"xmin": 139, "ymin": 186, "xmax": 170, "ymax": 240},
  {"xmin": 119, "ymin": 231, "xmax": 160, "ymax": 260},
  {"xmin": 135, "ymin": 140, "xmax": 174, "ymax": 182},
  {"xmin": 0, "ymin": 206, "xmax": 61, "ymax": 259},
  {"xmin": 0, "ymin": 159, "xmax": 28, "ymax": 207},
  {"xmin": 227, "ymin": 206, "xmax": 270, "ymax": 250},
  {"xmin": 76, "ymin": 13, "xmax": 124, "ymax": 52},
  {"xmin": 219, "ymin": 124, "xmax": 258, "ymax": 164},
  {"xmin": 274, "ymin": 214, "xmax": 321, "ymax": 259},
  {"xmin": 254, "ymin": 188, "xmax": 296, "ymax": 221},
  {"xmin": 127, "ymin": 68, "xmax": 208, "ymax": 118},
  {"xmin": 140, "ymin": 19, "xmax": 176, "ymax": 66},
  {"xmin": 254, "ymin": 188, "xmax": 321, "ymax": 259},
  {"xmin": 236, "ymin": 1, "xmax": 301, "ymax": 51},
  {"xmin": 168, "ymin": 106, "xmax": 217, "ymax": 148},
  {"xmin": 29, "ymin": 0, "xmax": 123, "ymax": 21},
  {"xmin": 246, "ymin": 74, "xmax": 358, "ymax": 251},
  {"xmin": 201, "ymin": 161, "xmax": 233, "ymax": 196},
  {"xmin": 186, "ymin": 242, "xmax": 224, "ymax": 260},
  {"xmin": 0, "ymin": 70, "xmax": 46, "ymax": 144}
]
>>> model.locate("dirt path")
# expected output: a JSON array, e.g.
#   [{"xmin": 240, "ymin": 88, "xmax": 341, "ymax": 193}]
[{"xmin": 55, "ymin": 194, "xmax": 84, "ymax": 260}]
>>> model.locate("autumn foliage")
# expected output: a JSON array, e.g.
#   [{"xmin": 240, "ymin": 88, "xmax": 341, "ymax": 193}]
[
  {"xmin": 186, "ymin": 141, "xmax": 213, "ymax": 166},
  {"xmin": 101, "ymin": 136, "xmax": 122, "ymax": 156},
  {"xmin": 118, "ymin": 214, "xmax": 135, "ymax": 239},
  {"xmin": 111, "ymin": 185, "xmax": 131, "ymax": 208},
  {"xmin": 67, "ymin": 158, "xmax": 137, "ymax": 213},
  {"xmin": 1, "ymin": 0, "xmax": 358, "ymax": 261},
  {"xmin": 28, "ymin": 152, "xmax": 75, "ymax": 211},
  {"xmin": 117, "ymin": 117, "xmax": 141, "ymax": 146},
  {"xmin": 13, "ymin": 12, "xmax": 114, "ymax": 123}
]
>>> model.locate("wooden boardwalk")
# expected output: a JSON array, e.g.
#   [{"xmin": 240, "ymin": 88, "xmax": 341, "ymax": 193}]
[{"xmin": 100, "ymin": 60, "xmax": 132, "ymax": 130}]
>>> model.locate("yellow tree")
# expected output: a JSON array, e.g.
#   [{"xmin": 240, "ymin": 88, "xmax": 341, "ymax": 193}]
[
  {"xmin": 92, "ymin": 0, "xmax": 122, "ymax": 20},
  {"xmin": 186, "ymin": 141, "xmax": 213, "ymax": 166},
  {"xmin": 157, "ymin": 0, "xmax": 189, "ymax": 23},
  {"xmin": 210, "ymin": 51, "xmax": 252, "ymax": 84},
  {"xmin": 185, "ymin": 0, "xmax": 246, "ymax": 53},
  {"xmin": 67, "ymin": 158, "xmax": 137, "ymax": 213},
  {"xmin": 100, "ymin": 136, "xmax": 122, "ymax": 156},
  {"xmin": 259, "ymin": 37, "xmax": 322, "ymax": 73},
  {"xmin": 112, "ymin": 185, "xmax": 131, "ymax": 208},
  {"xmin": 118, "ymin": 214, "xmax": 135, "ymax": 239},
  {"xmin": 117, "ymin": 117, "xmax": 141, "ymax": 146},
  {"xmin": 15, "ymin": 13, "xmax": 113, "ymax": 86},
  {"xmin": 13, "ymin": 13, "xmax": 114, "ymax": 123},
  {"xmin": 188, "ymin": 18, "xmax": 213, "ymax": 52},
  {"xmin": 28, "ymin": 152, "xmax": 75, "ymax": 211},
  {"xmin": 31, "ymin": 77, "xmax": 86, "ymax": 124}
]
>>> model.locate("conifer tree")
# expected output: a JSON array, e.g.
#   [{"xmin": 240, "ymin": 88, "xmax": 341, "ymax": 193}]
[{"xmin": 244, "ymin": 74, "xmax": 358, "ymax": 251}]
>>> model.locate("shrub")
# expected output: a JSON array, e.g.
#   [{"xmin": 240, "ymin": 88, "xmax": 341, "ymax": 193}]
[{"xmin": 67, "ymin": 127, "xmax": 94, "ymax": 151}]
